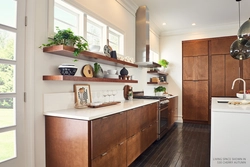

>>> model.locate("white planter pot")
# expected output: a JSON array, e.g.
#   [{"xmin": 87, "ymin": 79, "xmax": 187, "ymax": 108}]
[{"xmin": 155, "ymin": 92, "xmax": 164, "ymax": 96}]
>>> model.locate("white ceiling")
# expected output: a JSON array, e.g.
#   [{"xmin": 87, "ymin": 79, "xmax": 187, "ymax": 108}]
[{"xmin": 130, "ymin": 0, "xmax": 250, "ymax": 35}]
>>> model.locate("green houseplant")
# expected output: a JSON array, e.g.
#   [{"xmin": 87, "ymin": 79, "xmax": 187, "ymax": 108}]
[
  {"xmin": 158, "ymin": 59, "xmax": 169, "ymax": 68},
  {"xmin": 40, "ymin": 27, "xmax": 88, "ymax": 57},
  {"xmin": 154, "ymin": 86, "xmax": 166, "ymax": 96}
]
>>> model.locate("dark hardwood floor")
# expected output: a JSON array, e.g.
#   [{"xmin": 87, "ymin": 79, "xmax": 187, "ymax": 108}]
[{"xmin": 129, "ymin": 123, "xmax": 211, "ymax": 167}]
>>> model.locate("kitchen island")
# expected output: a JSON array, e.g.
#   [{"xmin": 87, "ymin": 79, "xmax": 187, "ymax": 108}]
[
  {"xmin": 44, "ymin": 99, "xmax": 159, "ymax": 167},
  {"xmin": 211, "ymin": 97, "xmax": 250, "ymax": 167}
]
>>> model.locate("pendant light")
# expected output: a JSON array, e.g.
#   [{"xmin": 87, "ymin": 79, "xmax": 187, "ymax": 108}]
[
  {"xmin": 230, "ymin": 0, "xmax": 250, "ymax": 60},
  {"xmin": 238, "ymin": 18, "xmax": 250, "ymax": 43}
]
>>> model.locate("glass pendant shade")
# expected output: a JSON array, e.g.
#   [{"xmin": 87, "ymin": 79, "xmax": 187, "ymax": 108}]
[
  {"xmin": 230, "ymin": 39, "xmax": 250, "ymax": 60},
  {"xmin": 238, "ymin": 18, "xmax": 250, "ymax": 43}
]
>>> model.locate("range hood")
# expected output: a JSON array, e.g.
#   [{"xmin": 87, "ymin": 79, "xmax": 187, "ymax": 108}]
[{"xmin": 135, "ymin": 6, "xmax": 161, "ymax": 68}]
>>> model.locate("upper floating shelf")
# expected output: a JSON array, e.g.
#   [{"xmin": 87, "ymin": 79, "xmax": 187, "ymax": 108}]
[
  {"xmin": 43, "ymin": 45, "xmax": 138, "ymax": 68},
  {"xmin": 147, "ymin": 71, "xmax": 168, "ymax": 76}
]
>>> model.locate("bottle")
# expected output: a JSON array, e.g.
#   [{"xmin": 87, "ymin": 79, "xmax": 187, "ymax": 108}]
[{"xmin": 128, "ymin": 86, "xmax": 133, "ymax": 100}]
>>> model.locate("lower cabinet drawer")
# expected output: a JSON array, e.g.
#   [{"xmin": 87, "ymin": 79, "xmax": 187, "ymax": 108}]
[
  {"xmin": 92, "ymin": 140, "xmax": 127, "ymax": 167},
  {"xmin": 141, "ymin": 122, "xmax": 157, "ymax": 152},
  {"xmin": 127, "ymin": 132, "xmax": 142, "ymax": 166}
]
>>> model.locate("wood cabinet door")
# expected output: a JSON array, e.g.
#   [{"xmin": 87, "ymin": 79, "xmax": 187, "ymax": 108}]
[
  {"xmin": 45, "ymin": 117, "xmax": 90, "ymax": 167},
  {"xmin": 126, "ymin": 132, "xmax": 142, "ymax": 166},
  {"xmin": 196, "ymin": 55, "xmax": 208, "ymax": 80},
  {"xmin": 183, "ymin": 56, "xmax": 208, "ymax": 81},
  {"xmin": 141, "ymin": 122, "xmax": 157, "ymax": 153},
  {"xmin": 183, "ymin": 81, "xmax": 208, "ymax": 122},
  {"xmin": 183, "ymin": 56, "xmax": 195, "ymax": 80},
  {"xmin": 183, "ymin": 81, "xmax": 197, "ymax": 120},
  {"xmin": 211, "ymin": 55, "xmax": 225, "ymax": 96},
  {"xmin": 91, "ymin": 112, "xmax": 126, "ymax": 159},
  {"xmin": 196, "ymin": 81, "xmax": 208, "ymax": 121},
  {"xmin": 243, "ymin": 58, "xmax": 250, "ymax": 90},
  {"xmin": 211, "ymin": 55, "xmax": 239, "ymax": 97},
  {"xmin": 210, "ymin": 36, "xmax": 236, "ymax": 55},
  {"xmin": 126, "ymin": 107, "xmax": 142, "ymax": 138},
  {"xmin": 141, "ymin": 103, "xmax": 157, "ymax": 129},
  {"xmin": 225, "ymin": 55, "xmax": 240, "ymax": 96},
  {"xmin": 92, "ymin": 140, "xmax": 126, "ymax": 167},
  {"xmin": 182, "ymin": 40, "xmax": 208, "ymax": 57}
]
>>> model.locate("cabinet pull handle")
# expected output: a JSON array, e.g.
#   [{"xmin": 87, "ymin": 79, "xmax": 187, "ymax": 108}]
[
  {"xmin": 119, "ymin": 142, "xmax": 124, "ymax": 145},
  {"xmin": 131, "ymin": 134, "xmax": 135, "ymax": 138},
  {"xmin": 102, "ymin": 117, "xmax": 108, "ymax": 119},
  {"xmin": 142, "ymin": 128, "xmax": 146, "ymax": 132},
  {"xmin": 119, "ymin": 112, "xmax": 123, "ymax": 115},
  {"xmin": 101, "ymin": 152, "xmax": 107, "ymax": 156},
  {"xmin": 149, "ymin": 124, "xmax": 152, "ymax": 127}
]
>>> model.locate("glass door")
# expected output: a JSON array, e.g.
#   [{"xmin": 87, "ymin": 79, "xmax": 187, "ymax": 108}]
[{"xmin": 0, "ymin": 0, "xmax": 26, "ymax": 166}]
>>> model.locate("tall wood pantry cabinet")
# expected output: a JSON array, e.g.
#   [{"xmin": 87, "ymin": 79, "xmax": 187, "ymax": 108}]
[
  {"xmin": 182, "ymin": 36, "xmax": 250, "ymax": 124},
  {"xmin": 182, "ymin": 39, "xmax": 209, "ymax": 123}
]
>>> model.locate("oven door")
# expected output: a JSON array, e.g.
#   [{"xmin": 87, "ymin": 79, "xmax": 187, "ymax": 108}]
[{"xmin": 159, "ymin": 103, "xmax": 168, "ymax": 139}]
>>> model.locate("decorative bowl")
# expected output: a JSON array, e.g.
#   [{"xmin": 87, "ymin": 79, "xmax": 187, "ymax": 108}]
[
  {"xmin": 89, "ymin": 45, "xmax": 100, "ymax": 52},
  {"xmin": 58, "ymin": 64, "xmax": 78, "ymax": 76},
  {"xmin": 236, "ymin": 93, "xmax": 250, "ymax": 100},
  {"xmin": 107, "ymin": 69, "xmax": 117, "ymax": 75}
]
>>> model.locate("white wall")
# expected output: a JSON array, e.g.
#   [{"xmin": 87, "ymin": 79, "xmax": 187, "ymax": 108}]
[
  {"xmin": 160, "ymin": 26, "xmax": 238, "ymax": 122},
  {"xmin": 32, "ymin": 0, "xmax": 141, "ymax": 167}
]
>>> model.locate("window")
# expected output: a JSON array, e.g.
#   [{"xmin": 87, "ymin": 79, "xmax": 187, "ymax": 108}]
[
  {"xmin": 53, "ymin": 0, "xmax": 124, "ymax": 55},
  {"xmin": 54, "ymin": 0, "xmax": 83, "ymax": 35},
  {"xmin": 87, "ymin": 16, "xmax": 106, "ymax": 51},
  {"xmin": 108, "ymin": 28, "xmax": 124, "ymax": 55}
]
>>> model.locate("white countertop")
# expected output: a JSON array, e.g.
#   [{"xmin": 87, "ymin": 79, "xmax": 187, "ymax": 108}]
[
  {"xmin": 44, "ymin": 99, "xmax": 158, "ymax": 121},
  {"xmin": 212, "ymin": 97, "xmax": 250, "ymax": 114}
]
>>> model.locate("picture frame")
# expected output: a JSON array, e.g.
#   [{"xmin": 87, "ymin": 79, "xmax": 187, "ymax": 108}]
[{"xmin": 74, "ymin": 84, "xmax": 92, "ymax": 106}]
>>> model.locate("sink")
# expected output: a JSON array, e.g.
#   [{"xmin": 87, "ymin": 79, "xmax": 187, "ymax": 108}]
[{"xmin": 236, "ymin": 93, "xmax": 250, "ymax": 100}]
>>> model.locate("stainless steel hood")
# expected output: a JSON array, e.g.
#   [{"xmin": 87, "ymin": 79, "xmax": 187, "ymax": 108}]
[{"xmin": 135, "ymin": 6, "xmax": 161, "ymax": 68}]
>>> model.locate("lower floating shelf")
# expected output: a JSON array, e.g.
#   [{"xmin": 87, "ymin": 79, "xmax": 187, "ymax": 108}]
[
  {"xmin": 43, "ymin": 75, "xmax": 138, "ymax": 83},
  {"xmin": 147, "ymin": 82, "xmax": 168, "ymax": 85}
]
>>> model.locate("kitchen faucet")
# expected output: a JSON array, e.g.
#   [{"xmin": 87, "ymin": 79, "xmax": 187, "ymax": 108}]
[{"xmin": 231, "ymin": 78, "xmax": 246, "ymax": 100}]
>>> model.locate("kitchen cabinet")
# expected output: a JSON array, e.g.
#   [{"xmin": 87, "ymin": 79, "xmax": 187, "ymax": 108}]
[
  {"xmin": 92, "ymin": 140, "xmax": 126, "ymax": 167},
  {"xmin": 168, "ymin": 96, "xmax": 178, "ymax": 129},
  {"xmin": 126, "ymin": 103, "xmax": 158, "ymax": 166},
  {"xmin": 91, "ymin": 112, "xmax": 126, "ymax": 159},
  {"xmin": 210, "ymin": 36, "xmax": 240, "ymax": 97},
  {"xmin": 211, "ymin": 54, "xmax": 239, "ymax": 96},
  {"xmin": 42, "ymin": 45, "xmax": 138, "ymax": 83},
  {"xmin": 182, "ymin": 39, "xmax": 209, "ymax": 123},
  {"xmin": 242, "ymin": 59, "xmax": 250, "ymax": 90},
  {"xmin": 45, "ymin": 102, "xmax": 158, "ymax": 167},
  {"xmin": 183, "ymin": 81, "xmax": 208, "ymax": 122},
  {"xmin": 211, "ymin": 97, "xmax": 250, "ymax": 167}
]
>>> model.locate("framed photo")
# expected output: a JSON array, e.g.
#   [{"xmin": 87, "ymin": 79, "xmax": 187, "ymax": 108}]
[{"xmin": 74, "ymin": 84, "xmax": 92, "ymax": 105}]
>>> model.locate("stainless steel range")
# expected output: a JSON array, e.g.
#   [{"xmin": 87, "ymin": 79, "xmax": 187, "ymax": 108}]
[{"xmin": 133, "ymin": 95, "xmax": 169, "ymax": 140}]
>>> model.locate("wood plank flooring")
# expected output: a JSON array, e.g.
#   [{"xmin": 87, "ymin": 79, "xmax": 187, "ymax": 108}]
[{"xmin": 129, "ymin": 123, "xmax": 211, "ymax": 167}]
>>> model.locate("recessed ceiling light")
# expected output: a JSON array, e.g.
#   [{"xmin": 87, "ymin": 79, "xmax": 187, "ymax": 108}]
[
  {"xmin": 192, "ymin": 23, "xmax": 196, "ymax": 26},
  {"xmin": 162, "ymin": 22, "xmax": 166, "ymax": 26}
]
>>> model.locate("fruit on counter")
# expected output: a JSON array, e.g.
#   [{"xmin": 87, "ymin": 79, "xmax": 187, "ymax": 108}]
[{"xmin": 239, "ymin": 90, "xmax": 250, "ymax": 94}]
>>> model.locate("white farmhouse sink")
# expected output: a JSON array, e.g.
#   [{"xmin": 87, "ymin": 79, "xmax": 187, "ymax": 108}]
[{"xmin": 236, "ymin": 93, "xmax": 250, "ymax": 100}]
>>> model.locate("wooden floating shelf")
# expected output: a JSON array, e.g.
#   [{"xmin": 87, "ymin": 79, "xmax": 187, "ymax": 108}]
[
  {"xmin": 43, "ymin": 45, "xmax": 138, "ymax": 68},
  {"xmin": 43, "ymin": 75, "xmax": 138, "ymax": 83},
  {"xmin": 147, "ymin": 71, "xmax": 168, "ymax": 76},
  {"xmin": 147, "ymin": 82, "xmax": 168, "ymax": 85}
]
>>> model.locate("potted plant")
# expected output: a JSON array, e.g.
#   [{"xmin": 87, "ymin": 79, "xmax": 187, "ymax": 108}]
[
  {"xmin": 154, "ymin": 86, "xmax": 166, "ymax": 96},
  {"xmin": 40, "ymin": 27, "xmax": 89, "ymax": 57},
  {"xmin": 93, "ymin": 63, "xmax": 104, "ymax": 78},
  {"xmin": 158, "ymin": 59, "xmax": 169, "ymax": 73}
]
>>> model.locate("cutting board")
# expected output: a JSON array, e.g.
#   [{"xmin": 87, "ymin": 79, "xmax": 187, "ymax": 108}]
[{"xmin": 82, "ymin": 64, "xmax": 93, "ymax": 77}]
